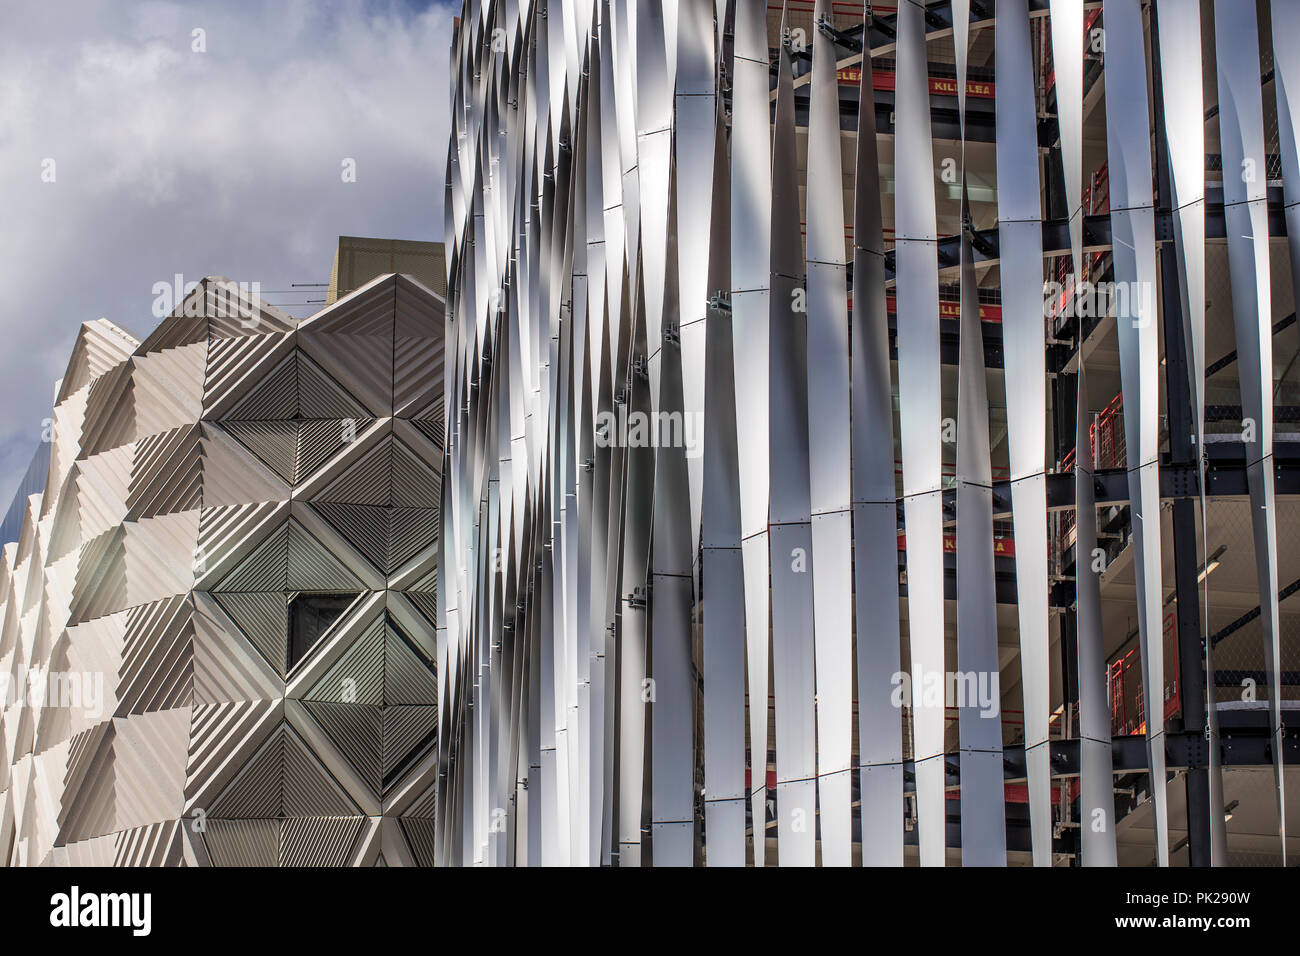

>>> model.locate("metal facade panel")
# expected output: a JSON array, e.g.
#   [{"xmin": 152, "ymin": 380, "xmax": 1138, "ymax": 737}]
[
  {"xmin": 1156, "ymin": 0, "xmax": 1207, "ymax": 435},
  {"xmin": 731, "ymin": 0, "xmax": 771, "ymax": 871},
  {"xmin": 741, "ymin": 533, "xmax": 771, "ymax": 865},
  {"xmin": 849, "ymin": 44, "xmax": 904, "ymax": 866},
  {"xmin": 730, "ymin": 0, "xmax": 772, "ymax": 540},
  {"xmin": 811, "ymin": 509, "xmax": 853, "ymax": 863},
  {"xmin": 696, "ymin": 13, "xmax": 745, "ymax": 868},
  {"xmin": 770, "ymin": 521, "xmax": 817, "ymax": 866},
  {"xmin": 956, "ymin": 225, "xmax": 1006, "ymax": 866},
  {"xmin": 702, "ymin": 546, "xmax": 746, "ymax": 865},
  {"xmin": 1050, "ymin": 0, "xmax": 1085, "ymax": 279},
  {"xmin": 675, "ymin": 0, "xmax": 716, "ymax": 557},
  {"xmin": 1275, "ymin": 0, "xmax": 1300, "ymax": 370},
  {"xmin": 429, "ymin": 0, "xmax": 1296, "ymax": 870},
  {"xmin": 806, "ymin": 0, "xmax": 853, "ymax": 868},
  {"xmin": 994, "ymin": 0, "xmax": 1051, "ymax": 856},
  {"xmin": 952, "ymin": 0, "xmax": 1005, "ymax": 867},
  {"xmin": 1214, "ymin": 0, "xmax": 1287, "ymax": 862},
  {"xmin": 769, "ymin": 4, "xmax": 817, "ymax": 867},
  {"xmin": 1156, "ymin": 0, "xmax": 1225, "ymax": 865},
  {"xmin": 1074, "ymin": 363, "xmax": 1118, "ymax": 866},
  {"xmin": 895, "ymin": 0, "xmax": 945, "ymax": 866},
  {"xmin": 1105, "ymin": 0, "xmax": 1168, "ymax": 866}
]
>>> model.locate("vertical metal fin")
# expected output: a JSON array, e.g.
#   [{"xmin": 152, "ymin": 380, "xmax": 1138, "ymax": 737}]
[
  {"xmin": 642, "ymin": 0, "xmax": 697, "ymax": 868},
  {"xmin": 995, "ymin": 0, "xmax": 1052, "ymax": 865},
  {"xmin": 1273, "ymin": 0, "xmax": 1300, "ymax": 366},
  {"xmin": 895, "ymin": 0, "xmax": 946, "ymax": 867},
  {"xmin": 700, "ymin": 122, "xmax": 747, "ymax": 858},
  {"xmin": 730, "ymin": 0, "xmax": 774, "ymax": 867},
  {"xmin": 770, "ymin": 2, "xmax": 817, "ymax": 867},
  {"xmin": 953, "ymin": 0, "xmax": 1006, "ymax": 868},
  {"xmin": 850, "ymin": 26, "xmax": 905, "ymax": 868},
  {"xmin": 1214, "ymin": 0, "xmax": 1287, "ymax": 864},
  {"xmin": 806, "ymin": 0, "xmax": 854, "ymax": 867},
  {"xmin": 1074, "ymin": 362, "xmax": 1119, "ymax": 866},
  {"xmin": 1155, "ymin": 0, "xmax": 1225, "ymax": 865},
  {"xmin": 1103, "ymin": 0, "xmax": 1169, "ymax": 867}
]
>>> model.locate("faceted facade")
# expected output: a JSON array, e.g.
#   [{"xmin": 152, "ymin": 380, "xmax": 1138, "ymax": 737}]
[{"xmin": 0, "ymin": 274, "xmax": 444, "ymax": 866}]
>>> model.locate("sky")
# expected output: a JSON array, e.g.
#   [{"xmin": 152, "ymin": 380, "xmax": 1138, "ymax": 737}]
[{"xmin": 0, "ymin": 0, "xmax": 455, "ymax": 511}]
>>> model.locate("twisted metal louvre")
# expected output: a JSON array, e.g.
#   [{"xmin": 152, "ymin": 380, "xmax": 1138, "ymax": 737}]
[{"xmin": 442, "ymin": 0, "xmax": 1294, "ymax": 866}]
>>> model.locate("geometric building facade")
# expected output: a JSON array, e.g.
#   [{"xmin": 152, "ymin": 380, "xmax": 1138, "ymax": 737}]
[
  {"xmin": 0, "ymin": 273, "xmax": 444, "ymax": 866},
  {"xmin": 443, "ymin": 0, "xmax": 1300, "ymax": 865}
]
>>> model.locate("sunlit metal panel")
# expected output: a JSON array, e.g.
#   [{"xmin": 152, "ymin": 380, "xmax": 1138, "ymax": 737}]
[
  {"xmin": 1276, "ymin": 0, "xmax": 1300, "ymax": 369},
  {"xmin": 1214, "ymin": 0, "xmax": 1287, "ymax": 863},
  {"xmin": 1074, "ymin": 363, "xmax": 1118, "ymax": 867},
  {"xmin": 806, "ymin": 0, "xmax": 854, "ymax": 867},
  {"xmin": 894, "ymin": 0, "xmax": 945, "ymax": 867},
  {"xmin": 769, "ymin": 5, "xmax": 817, "ymax": 866},
  {"xmin": 850, "ymin": 32, "xmax": 904, "ymax": 869},
  {"xmin": 730, "ymin": 0, "xmax": 773, "ymax": 867},
  {"xmin": 995, "ymin": 0, "xmax": 1052, "ymax": 865},
  {"xmin": 951, "ymin": 0, "xmax": 1006, "ymax": 868},
  {"xmin": 1155, "ymin": 0, "xmax": 1225, "ymax": 865},
  {"xmin": 1104, "ymin": 0, "xmax": 1169, "ymax": 867}
]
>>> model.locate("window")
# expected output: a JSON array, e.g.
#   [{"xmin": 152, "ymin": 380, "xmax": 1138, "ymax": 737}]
[{"xmin": 286, "ymin": 592, "xmax": 358, "ymax": 671}]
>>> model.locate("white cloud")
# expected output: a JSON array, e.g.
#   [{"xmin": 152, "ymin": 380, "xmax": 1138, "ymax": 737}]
[{"xmin": 0, "ymin": 0, "xmax": 454, "ymax": 512}]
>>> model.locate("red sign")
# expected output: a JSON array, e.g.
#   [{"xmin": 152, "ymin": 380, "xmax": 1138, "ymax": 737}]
[
  {"xmin": 839, "ymin": 66, "xmax": 996, "ymax": 98},
  {"xmin": 885, "ymin": 294, "xmax": 1003, "ymax": 324},
  {"xmin": 898, "ymin": 533, "xmax": 1016, "ymax": 557}
]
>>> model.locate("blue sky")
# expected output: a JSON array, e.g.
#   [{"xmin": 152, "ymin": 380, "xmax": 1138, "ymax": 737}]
[{"xmin": 0, "ymin": 0, "xmax": 456, "ymax": 511}]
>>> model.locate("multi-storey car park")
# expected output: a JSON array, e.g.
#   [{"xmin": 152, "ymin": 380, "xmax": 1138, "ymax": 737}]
[
  {"xmin": 3, "ymin": 0, "xmax": 1299, "ymax": 869},
  {"xmin": 440, "ymin": 0, "xmax": 1300, "ymax": 866}
]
